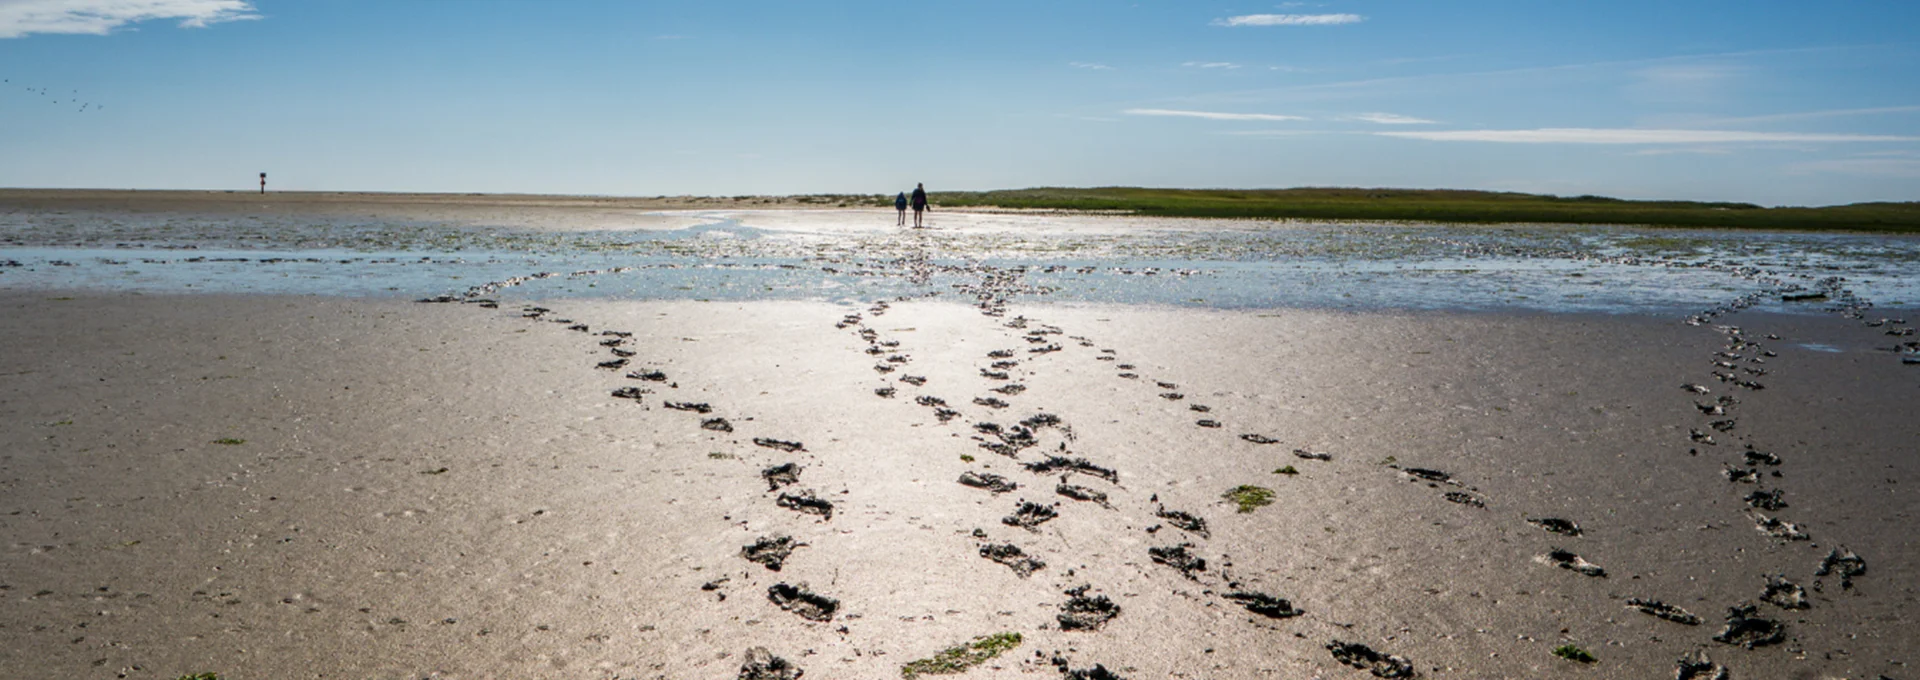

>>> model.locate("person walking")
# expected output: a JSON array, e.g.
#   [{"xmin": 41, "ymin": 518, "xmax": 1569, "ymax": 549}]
[
  {"xmin": 895, "ymin": 191, "xmax": 908, "ymax": 226},
  {"xmin": 910, "ymin": 182, "xmax": 929, "ymax": 228}
]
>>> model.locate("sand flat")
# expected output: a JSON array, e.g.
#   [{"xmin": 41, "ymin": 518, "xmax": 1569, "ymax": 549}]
[{"xmin": 1, "ymin": 291, "xmax": 1913, "ymax": 679}]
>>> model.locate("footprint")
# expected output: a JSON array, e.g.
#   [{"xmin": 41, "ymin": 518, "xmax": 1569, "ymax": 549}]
[
  {"xmin": 1526, "ymin": 518, "xmax": 1582, "ymax": 536},
  {"xmin": 1056, "ymin": 480, "xmax": 1110, "ymax": 507},
  {"xmin": 1443, "ymin": 491, "xmax": 1485, "ymax": 508},
  {"xmin": 1722, "ymin": 466, "xmax": 1758, "ymax": 483},
  {"xmin": 754, "ymin": 438, "xmax": 806, "ymax": 453},
  {"xmin": 1815, "ymin": 546, "xmax": 1866, "ymax": 589},
  {"xmin": 1153, "ymin": 506, "xmax": 1209, "ymax": 538},
  {"xmin": 1760, "ymin": 574, "xmax": 1808, "ymax": 610},
  {"xmin": 761, "ymin": 463, "xmax": 801, "ymax": 491},
  {"xmin": 1625, "ymin": 598, "xmax": 1701, "ymax": 625},
  {"xmin": 665, "ymin": 401, "xmax": 713, "ymax": 414},
  {"xmin": 1058, "ymin": 585, "xmax": 1120, "ymax": 631},
  {"xmin": 1674, "ymin": 650, "xmax": 1728, "ymax": 680},
  {"xmin": 1743, "ymin": 488, "xmax": 1786, "ymax": 510},
  {"xmin": 1741, "ymin": 446, "xmax": 1781, "ymax": 466},
  {"xmin": 1544, "ymin": 548, "xmax": 1607, "ymax": 577},
  {"xmin": 776, "ymin": 490, "xmax": 833, "ymax": 520},
  {"xmin": 1325, "ymin": 640, "xmax": 1415, "ymax": 679},
  {"xmin": 766, "ymin": 583, "xmax": 838, "ymax": 622},
  {"xmin": 1750, "ymin": 513, "xmax": 1809, "ymax": 540},
  {"xmin": 1223, "ymin": 591, "xmax": 1302, "ymax": 619},
  {"xmin": 958, "ymin": 471, "xmax": 1018, "ymax": 493},
  {"xmin": 1711, "ymin": 604, "xmax": 1784, "ymax": 649},
  {"xmin": 1022, "ymin": 456, "xmax": 1118, "ymax": 483},
  {"xmin": 737, "ymin": 647, "xmax": 803, "ymax": 680},
  {"xmin": 979, "ymin": 543, "xmax": 1045, "ymax": 578},
  {"xmin": 1002, "ymin": 501, "xmax": 1058, "ymax": 531},
  {"xmin": 741, "ymin": 536, "xmax": 801, "ymax": 571},
  {"xmin": 1148, "ymin": 544, "xmax": 1208, "ymax": 580}
]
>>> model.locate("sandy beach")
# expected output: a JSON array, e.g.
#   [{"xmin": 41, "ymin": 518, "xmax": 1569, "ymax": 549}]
[{"xmin": 2, "ymin": 193, "xmax": 1918, "ymax": 679}]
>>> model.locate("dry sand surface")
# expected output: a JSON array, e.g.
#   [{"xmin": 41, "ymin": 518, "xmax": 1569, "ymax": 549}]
[{"xmin": 2, "ymin": 291, "xmax": 1915, "ymax": 679}]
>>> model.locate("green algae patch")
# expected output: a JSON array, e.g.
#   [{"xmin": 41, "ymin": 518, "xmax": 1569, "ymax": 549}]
[
  {"xmin": 1224, "ymin": 485, "xmax": 1276, "ymax": 513},
  {"xmin": 900, "ymin": 632, "xmax": 1023, "ymax": 678}
]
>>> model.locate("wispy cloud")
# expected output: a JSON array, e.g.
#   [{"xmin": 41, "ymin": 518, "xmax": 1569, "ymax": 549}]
[
  {"xmin": 1070, "ymin": 61, "xmax": 1112, "ymax": 70},
  {"xmin": 1378, "ymin": 128, "xmax": 1920, "ymax": 144},
  {"xmin": 1347, "ymin": 112, "xmax": 1437, "ymax": 125},
  {"xmin": 0, "ymin": 0, "xmax": 259, "ymax": 38},
  {"xmin": 1693, "ymin": 105, "xmax": 1920, "ymax": 126},
  {"xmin": 1183, "ymin": 61, "xmax": 1242, "ymax": 70},
  {"xmin": 1125, "ymin": 108, "xmax": 1309, "ymax": 122},
  {"xmin": 1788, "ymin": 158, "xmax": 1920, "ymax": 178},
  {"xmin": 1214, "ymin": 13, "xmax": 1365, "ymax": 27}
]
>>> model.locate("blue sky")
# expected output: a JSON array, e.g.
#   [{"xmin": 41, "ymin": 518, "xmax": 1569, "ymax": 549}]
[{"xmin": 1, "ymin": 1, "xmax": 1917, "ymax": 206}]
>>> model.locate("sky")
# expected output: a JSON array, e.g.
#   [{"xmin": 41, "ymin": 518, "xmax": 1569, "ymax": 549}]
[{"xmin": 1, "ymin": 1, "xmax": 1917, "ymax": 206}]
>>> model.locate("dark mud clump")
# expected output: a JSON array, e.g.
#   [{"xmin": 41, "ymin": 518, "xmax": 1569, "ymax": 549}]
[
  {"xmin": 767, "ymin": 583, "xmax": 839, "ymax": 622},
  {"xmin": 1744, "ymin": 488, "xmax": 1787, "ymax": 510},
  {"xmin": 875, "ymin": 386, "xmax": 896, "ymax": 398},
  {"xmin": 1626, "ymin": 598, "xmax": 1701, "ymax": 625},
  {"xmin": 754, "ymin": 437, "xmax": 806, "ymax": 452},
  {"xmin": 741, "ymin": 535, "xmax": 801, "ymax": 571},
  {"xmin": 1224, "ymin": 591, "xmax": 1302, "ymax": 619},
  {"xmin": 665, "ymin": 401, "xmax": 713, "ymax": 414},
  {"xmin": 1722, "ymin": 466, "xmax": 1759, "ymax": 483},
  {"xmin": 596, "ymin": 358, "xmax": 629, "ymax": 370},
  {"xmin": 1442, "ymin": 491, "xmax": 1484, "ymax": 508},
  {"xmin": 1545, "ymin": 548, "xmax": 1607, "ymax": 577},
  {"xmin": 1674, "ymin": 650, "xmax": 1729, "ymax": 680},
  {"xmin": 1002, "ymin": 501, "xmax": 1058, "ymax": 531},
  {"xmin": 958, "ymin": 471, "xmax": 1018, "ymax": 493},
  {"xmin": 1325, "ymin": 640, "xmax": 1415, "ymax": 679},
  {"xmin": 1195, "ymin": 419, "xmax": 1222, "ymax": 428},
  {"xmin": 979, "ymin": 543, "xmax": 1045, "ymax": 578},
  {"xmin": 1058, "ymin": 585, "xmax": 1120, "ymax": 632},
  {"xmin": 610, "ymin": 386, "xmax": 646, "ymax": 400},
  {"xmin": 1526, "ymin": 518, "xmax": 1582, "ymax": 536},
  {"xmin": 933, "ymin": 407, "xmax": 962, "ymax": 423},
  {"xmin": 702, "ymin": 417, "xmax": 734, "ymax": 432},
  {"xmin": 973, "ymin": 396, "xmax": 1010, "ymax": 409},
  {"xmin": 1712, "ymin": 604, "xmax": 1785, "ymax": 649},
  {"xmin": 1020, "ymin": 413, "xmax": 1064, "ymax": 430},
  {"xmin": 1154, "ymin": 507, "xmax": 1209, "ymax": 538},
  {"xmin": 1056, "ymin": 481, "xmax": 1109, "ymax": 506},
  {"xmin": 916, "ymin": 395, "xmax": 948, "ymax": 408},
  {"xmin": 776, "ymin": 490, "xmax": 833, "ymax": 520},
  {"xmin": 901, "ymin": 375, "xmax": 928, "ymax": 386},
  {"xmin": 1148, "ymin": 544, "xmax": 1208, "ymax": 579},
  {"xmin": 1816, "ymin": 546, "xmax": 1866, "ymax": 589},
  {"xmin": 1239, "ymin": 434, "xmax": 1279, "ymax": 444},
  {"xmin": 1743, "ymin": 446, "xmax": 1782, "ymax": 466},
  {"xmin": 762, "ymin": 463, "xmax": 801, "ymax": 491},
  {"xmin": 628, "ymin": 369, "xmax": 669, "ymax": 382},
  {"xmin": 1628, "ymin": 599, "xmax": 1704, "ymax": 626},
  {"xmin": 737, "ymin": 646, "xmax": 803, "ymax": 680},
  {"xmin": 1761, "ymin": 574, "xmax": 1809, "ymax": 610},
  {"xmin": 1061, "ymin": 665, "xmax": 1124, "ymax": 680},
  {"xmin": 1022, "ymin": 456, "xmax": 1118, "ymax": 484}
]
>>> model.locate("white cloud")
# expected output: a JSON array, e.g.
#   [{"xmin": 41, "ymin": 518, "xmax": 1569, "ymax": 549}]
[
  {"xmin": 0, "ymin": 0, "xmax": 258, "ymax": 38},
  {"xmin": 1183, "ymin": 61, "xmax": 1242, "ymax": 70},
  {"xmin": 1124, "ymin": 108, "xmax": 1309, "ymax": 122},
  {"xmin": 1214, "ymin": 13, "xmax": 1365, "ymax": 27},
  {"xmin": 1348, "ymin": 112, "xmax": 1437, "ymax": 125},
  {"xmin": 1376, "ymin": 128, "xmax": 1920, "ymax": 144},
  {"xmin": 1069, "ymin": 61, "xmax": 1113, "ymax": 70}
]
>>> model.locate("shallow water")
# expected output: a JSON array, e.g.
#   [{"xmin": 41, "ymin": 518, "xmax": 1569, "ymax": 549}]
[{"xmin": 3, "ymin": 213, "xmax": 1917, "ymax": 316}]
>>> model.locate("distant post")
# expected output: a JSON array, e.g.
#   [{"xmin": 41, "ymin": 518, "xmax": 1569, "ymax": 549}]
[{"xmin": 259, "ymin": 172, "xmax": 267, "ymax": 194}]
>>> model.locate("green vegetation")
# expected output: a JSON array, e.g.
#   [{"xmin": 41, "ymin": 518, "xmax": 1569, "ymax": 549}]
[
  {"xmin": 1273, "ymin": 465, "xmax": 1299, "ymax": 475},
  {"xmin": 176, "ymin": 674, "xmax": 220, "ymax": 680},
  {"xmin": 211, "ymin": 438, "xmax": 245, "ymax": 446},
  {"xmin": 1223, "ymin": 485, "xmax": 1276, "ymax": 513},
  {"xmin": 900, "ymin": 632, "xmax": 1023, "ymax": 678},
  {"xmin": 960, "ymin": 454, "xmax": 976, "ymax": 463},
  {"xmin": 923, "ymin": 187, "xmax": 1920, "ymax": 232},
  {"xmin": 1552, "ymin": 644, "xmax": 1597, "ymax": 663}
]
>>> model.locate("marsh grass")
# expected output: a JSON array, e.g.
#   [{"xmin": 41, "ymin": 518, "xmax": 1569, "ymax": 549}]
[
  {"xmin": 900, "ymin": 632, "xmax": 1023, "ymax": 678},
  {"xmin": 1552, "ymin": 644, "xmax": 1597, "ymax": 663},
  {"xmin": 211, "ymin": 438, "xmax": 245, "ymax": 446},
  {"xmin": 1223, "ymin": 485, "xmax": 1276, "ymax": 513},
  {"xmin": 1273, "ymin": 465, "xmax": 1299, "ymax": 475},
  {"xmin": 928, "ymin": 187, "xmax": 1920, "ymax": 232}
]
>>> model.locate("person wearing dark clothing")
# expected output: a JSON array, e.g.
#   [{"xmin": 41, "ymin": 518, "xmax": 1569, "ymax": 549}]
[
  {"xmin": 910, "ymin": 183, "xmax": 929, "ymax": 228},
  {"xmin": 895, "ymin": 191, "xmax": 908, "ymax": 225}
]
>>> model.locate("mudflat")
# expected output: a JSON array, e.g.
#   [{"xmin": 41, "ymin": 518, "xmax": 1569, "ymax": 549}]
[{"xmin": 1, "ymin": 289, "xmax": 1914, "ymax": 679}]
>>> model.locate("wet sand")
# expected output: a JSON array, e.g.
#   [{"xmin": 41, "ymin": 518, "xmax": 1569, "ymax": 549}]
[{"xmin": 1, "ymin": 291, "xmax": 1914, "ymax": 679}]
